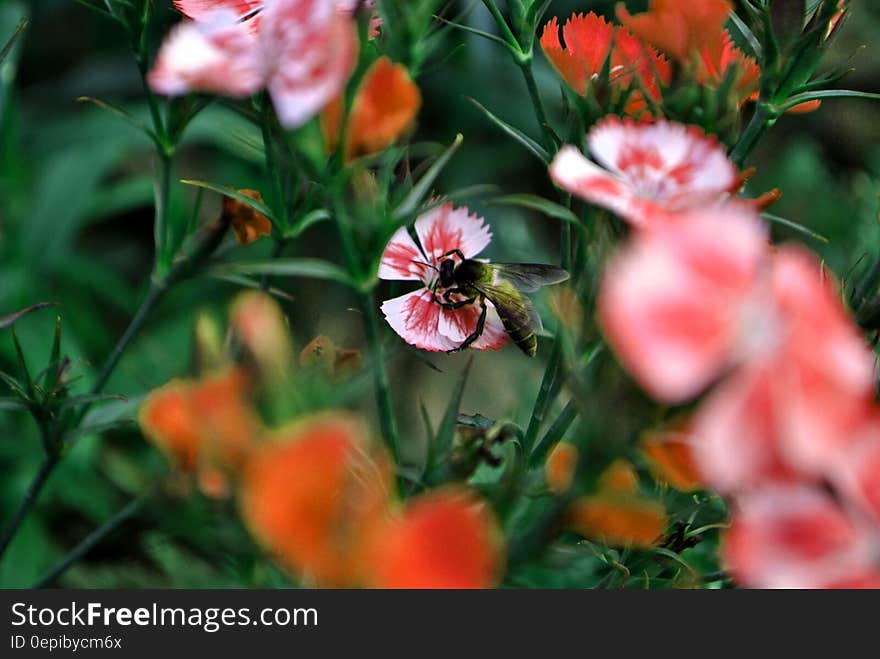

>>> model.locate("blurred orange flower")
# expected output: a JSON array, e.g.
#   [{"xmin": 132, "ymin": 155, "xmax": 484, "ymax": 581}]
[
  {"xmin": 322, "ymin": 56, "xmax": 421, "ymax": 159},
  {"xmin": 566, "ymin": 460, "xmax": 667, "ymax": 548},
  {"xmin": 139, "ymin": 368, "xmax": 261, "ymax": 496},
  {"xmin": 641, "ymin": 423, "xmax": 703, "ymax": 492},
  {"xmin": 372, "ymin": 489, "xmax": 503, "ymax": 589},
  {"xmin": 240, "ymin": 415, "xmax": 392, "ymax": 587},
  {"xmin": 222, "ymin": 189, "xmax": 272, "ymax": 245},
  {"xmin": 617, "ymin": 0, "xmax": 732, "ymax": 62},
  {"xmin": 545, "ymin": 443, "xmax": 578, "ymax": 494}
]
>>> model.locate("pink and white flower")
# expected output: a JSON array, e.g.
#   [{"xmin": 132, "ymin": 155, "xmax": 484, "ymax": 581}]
[
  {"xmin": 598, "ymin": 203, "xmax": 769, "ymax": 403},
  {"xmin": 149, "ymin": 0, "xmax": 357, "ymax": 128},
  {"xmin": 723, "ymin": 484, "xmax": 880, "ymax": 589},
  {"xmin": 549, "ymin": 117, "xmax": 738, "ymax": 227},
  {"xmin": 378, "ymin": 204, "xmax": 509, "ymax": 353}
]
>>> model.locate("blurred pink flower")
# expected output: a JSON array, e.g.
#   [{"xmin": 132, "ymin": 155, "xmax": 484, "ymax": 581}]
[
  {"xmin": 379, "ymin": 204, "xmax": 508, "ymax": 353},
  {"xmin": 150, "ymin": 0, "xmax": 357, "ymax": 128},
  {"xmin": 549, "ymin": 117, "xmax": 738, "ymax": 227},
  {"xmin": 598, "ymin": 203, "xmax": 769, "ymax": 402},
  {"xmin": 723, "ymin": 485, "xmax": 880, "ymax": 589},
  {"xmin": 694, "ymin": 247, "xmax": 876, "ymax": 492}
]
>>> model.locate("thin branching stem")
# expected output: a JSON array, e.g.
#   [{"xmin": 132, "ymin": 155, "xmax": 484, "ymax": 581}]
[
  {"xmin": 0, "ymin": 454, "xmax": 58, "ymax": 559},
  {"xmin": 33, "ymin": 491, "xmax": 151, "ymax": 588}
]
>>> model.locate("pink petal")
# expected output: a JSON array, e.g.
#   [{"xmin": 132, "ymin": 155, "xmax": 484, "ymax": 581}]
[
  {"xmin": 598, "ymin": 204, "xmax": 768, "ymax": 402},
  {"xmin": 770, "ymin": 247, "xmax": 876, "ymax": 475},
  {"xmin": 724, "ymin": 485, "xmax": 875, "ymax": 589},
  {"xmin": 381, "ymin": 290, "xmax": 508, "ymax": 353},
  {"xmin": 583, "ymin": 117, "xmax": 737, "ymax": 222},
  {"xmin": 437, "ymin": 302, "xmax": 507, "ymax": 351},
  {"xmin": 414, "ymin": 203, "xmax": 492, "ymax": 261},
  {"xmin": 264, "ymin": 3, "xmax": 357, "ymax": 128},
  {"xmin": 381, "ymin": 289, "xmax": 458, "ymax": 352},
  {"xmin": 174, "ymin": 0, "xmax": 263, "ymax": 21},
  {"xmin": 834, "ymin": 428, "xmax": 880, "ymax": 523},
  {"xmin": 549, "ymin": 146, "xmax": 643, "ymax": 224},
  {"xmin": 148, "ymin": 14, "xmax": 264, "ymax": 97},
  {"xmin": 378, "ymin": 226, "xmax": 428, "ymax": 282},
  {"xmin": 693, "ymin": 365, "xmax": 795, "ymax": 493}
]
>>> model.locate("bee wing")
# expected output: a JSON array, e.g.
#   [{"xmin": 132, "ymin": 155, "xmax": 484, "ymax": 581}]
[
  {"xmin": 473, "ymin": 281, "xmax": 542, "ymax": 335},
  {"xmin": 490, "ymin": 263, "xmax": 570, "ymax": 293}
]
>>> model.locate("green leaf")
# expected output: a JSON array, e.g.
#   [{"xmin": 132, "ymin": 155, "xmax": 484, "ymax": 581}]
[
  {"xmin": 780, "ymin": 89, "xmax": 880, "ymax": 112},
  {"xmin": 211, "ymin": 259, "xmax": 355, "ymax": 287},
  {"xmin": 0, "ymin": 17, "xmax": 25, "ymax": 66},
  {"xmin": 430, "ymin": 357, "xmax": 474, "ymax": 470},
  {"xmin": 468, "ymin": 98, "xmax": 549, "ymax": 164},
  {"xmin": 489, "ymin": 194, "xmax": 580, "ymax": 225},
  {"xmin": 393, "ymin": 133, "xmax": 464, "ymax": 222},
  {"xmin": 58, "ymin": 393, "xmax": 128, "ymax": 412},
  {"xmin": 64, "ymin": 418, "xmax": 136, "ymax": 446},
  {"xmin": 0, "ymin": 302, "xmax": 56, "ymax": 329},
  {"xmin": 0, "ymin": 396, "xmax": 28, "ymax": 412},
  {"xmin": 284, "ymin": 209, "xmax": 331, "ymax": 239},
  {"xmin": 179, "ymin": 180, "xmax": 277, "ymax": 224},
  {"xmin": 762, "ymin": 212, "xmax": 829, "ymax": 243},
  {"xmin": 43, "ymin": 316, "xmax": 62, "ymax": 395},
  {"xmin": 432, "ymin": 14, "xmax": 516, "ymax": 51},
  {"xmin": 11, "ymin": 328, "xmax": 34, "ymax": 398},
  {"xmin": 77, "ymin": 97, "xmax": 160, "ymax": 146},
  {"xmin": 208, "ymin": 273, "xmax": 296, "ymax": 301}
]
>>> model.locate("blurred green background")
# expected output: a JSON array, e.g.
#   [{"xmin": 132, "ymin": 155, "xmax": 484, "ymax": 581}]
[{"xmin": 0, "ymin": 0, "xmax": 878, "ymax": 587}]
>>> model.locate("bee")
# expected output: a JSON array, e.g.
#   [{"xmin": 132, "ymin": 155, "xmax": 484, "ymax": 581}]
[{"xmin": 422, "ymin": 249, "xmax": 570, "ymax": 356}]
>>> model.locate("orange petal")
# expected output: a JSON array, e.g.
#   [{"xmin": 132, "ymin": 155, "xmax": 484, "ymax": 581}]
[
  {"xmin": 222, "ymin": 189, "xmax": 272, "ymax": 245},
  {"xmin": 540, "ymin": 13, "xmax": 614, "ymax": 95},
  {"xmin": 545, "ymin": 443, "xmax": 579, "ymax": 494},
  {"xmin": 371, "ymin": 489, "xmax": 503, "ymax": 589},
  {"xmin": 641, "ymin": 427, "xmax": 703, "ymax": 492},
  {"xmin": 188, "ymin": 367, "xmax": 259, "ymax": 472},
  {"xmin": 568, "ymin": 494, "xmax": 667, "ymax": 548},
  {"xmin": 618, "ymin": 0, "xmax": 732, "ymax": 62},
  {"xmin": 599, "ymin": 459, "xmax": 640, "ymax": 494},
  {"xmin": 786, "ymin": 99, "xmax": 822, "ymax": 114},
  {"xmin": 139, "ymin": 381, "xmax": 203, "ymax": 472},
  {"xmin": 322, "ymin": 57, "xmax": 421, "ymax": 159},
  {"xmin": 240, "ymin": 415, "xmax": 392, "ymax": 587}
]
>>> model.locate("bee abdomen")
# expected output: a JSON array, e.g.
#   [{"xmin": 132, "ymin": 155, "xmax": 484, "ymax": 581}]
[{"xmin": 502, "ymin": 321, "xmax": 537, "ymax": 357}]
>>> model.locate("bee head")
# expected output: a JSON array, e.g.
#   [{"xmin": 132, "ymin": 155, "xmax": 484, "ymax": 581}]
[{"xmin": 439, "ymin": 258, "xmax": 457, "ymax": 288}]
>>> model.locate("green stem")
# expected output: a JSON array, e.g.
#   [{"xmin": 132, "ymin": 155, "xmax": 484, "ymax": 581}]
[
  {"xmin": 522, "ymin": 340, "xmax": 561, "ymax": 454},
  {"xmin": 0, "ymin": 454, "xmax": 58, "ymax": 559},
  {"xmin": 518, "ymin": 60, "xmax": 556, "ymax": 154},
  {"xmin": 360, "ymin": 293, "xmax": 401, "ymax": 464},
  {"xmin": 260, "ymin": 96, "xmax": 287, "ymax": 228},
  {"xmin": 90, "ymin": 280, "xmax": 168, "ymax": 397},
  {"xmin": 482, "ymin": 0, "xmax": 521, "ymax": 52},
  {"xmin": 33, "ymin": 491, "xmax": 150, "ymax": 588},
  {"xmin": 528, "ymin": 398, "xmax": 578, "ymax": 468},
  {"xmin": 730, "ymin": 103, "xmax": 776, "ymax": 167}
]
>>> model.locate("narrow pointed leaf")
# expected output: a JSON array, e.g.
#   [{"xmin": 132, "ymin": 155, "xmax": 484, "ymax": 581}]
[
  {"xmin": 0, "ymin": 397, "xmax": 28, "ymax": 412},
  {"xmin": 781, "ymin": 89, "xmax": 880, "ymax": 111},
  {"xmin": 77, "ymin": 97, "xmax": 159, "ymax": 145},
  {"xmin": 393, "ymin": 134, "xmax": 464, "ymax": 221},
  {"xmin": 0, "ymin": 302, "xmax": 56, "ymax": 329},
  {"xmin": 433, "ymin": 357, "xmax": 474, "ymax": 462},
  {"xmin": 468, "ymin": 98, "xmax": 549, "ymax": 164},
  {"xmin": 0, "ymin": 18, "xmax": 26, "ymax": 66},
  {"xmin": 762, "ymin": 213, "xmax": 829, "ymax": 243},
  {"xmin": 489, "ymin": 194, "xmax": 580, "ymax": 225},
  {"xmin": 211, "ymin": 259, "xmax": 355, "ymax": 287},
  {"xmin": 180, "ymin": 180, "xmax": 277, "ymax": 223},
  {"xmin": 58, "ymin": 393, "xmax": 128, "ymax": 411}
]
